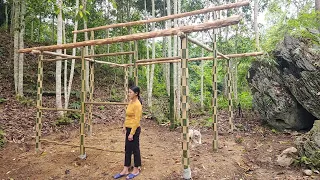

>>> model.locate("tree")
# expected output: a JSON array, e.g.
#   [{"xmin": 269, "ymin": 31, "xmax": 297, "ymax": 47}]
[
  {"xmin": 13, "ymin": 0, "xmax": 20, "ymax": 95},
  {"xmin": 254, "ymin": 0, "xmax": 260, "ymax": 50},
  {"xmin": 18, "ymin": 0, "xmax": 25, "ymax": 96},
  {"xmin": 56, "ymin": 0, "xmax": 63, "ymax": 116}
]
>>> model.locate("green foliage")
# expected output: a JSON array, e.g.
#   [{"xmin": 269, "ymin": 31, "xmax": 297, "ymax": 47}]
[
  {"xmin": 70, "ymin": 101, "xmax": 80, "ymax": 109},
  {"xmin": 0, "ymin": 97, "xmax": 7, "ymax": 103},
  {"xmin": 55, "ymin": 115, "xmax": 73, "ymax": 126},
  {"xmin": 98, "ymin": 106, "xmax": 105, "ymax": 110},
  {"xmin": 67, "ymin": 111, "xmax": 80, "ymax": 121},
  {"xmin": 16, "ymin": 95, "xmax": 34, "ymax": 107},
  {"xmin": 0, "ymin": 129, "xmax": 5, "ymax": 148}
]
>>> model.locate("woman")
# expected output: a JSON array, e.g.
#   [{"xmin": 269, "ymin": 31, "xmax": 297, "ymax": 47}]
[{"xmin": 114, "ymin": 86, "xmax": 142, "ymax": 179}]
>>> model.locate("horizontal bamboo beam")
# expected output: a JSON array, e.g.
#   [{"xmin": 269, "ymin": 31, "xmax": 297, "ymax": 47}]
[
  {"xmin": 187, "ymin": 37, "xmax": 230, "ymax": 59},
  {"xmin": 42, "ymin": 57, "xmax": 76, "ymax": 61},
  {"xmin": 19, "ymin": 15, "xmax": 242, "ymax": 53},
  {"xmin": 38, "ymin": 107, "xmax": 81, "ymax": 112},
  {"xmin": 72, "ymin": 1, "xmax": 249, "ymax": 33},
  {"xmin": 33, "ymin": 50, "xmax": 123, "ymax": 66},
  {"xmin": 85, "ymin": 102, "xmax": 129, "ymax": 105},
  {"xmin": 121, "ymin": 52, "xmax": 264, "ymax": 66},
  {"xmin": 136, "ymin": 56, "xmax": 181, "ymax": 63},
  {"xmin": 84, "ymin": 51, "xmax": 134, "ymax": 58},
  {"xmin": 40, "ymin": 139, "xmax": 124, "ymax": 153}
]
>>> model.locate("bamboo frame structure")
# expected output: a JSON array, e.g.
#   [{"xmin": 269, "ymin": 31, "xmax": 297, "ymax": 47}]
[
  {"xmin": 38, "ymin": 107, "xmax": 81, "ymax": 112},
  {"xmin": 212, "ymin": 12, "xmax": 219, "ymax": 152},
  {"xmin": 79, "ymin": 48, "xmax": 86, "ymax": 159},
  {"xmin": 88, "ymin": 31, "xmax": 95, "ymax": 136},
  {"xmin": 72, "ymin": 1, "xmax": 249, "ymax": 34},
  {"xmin": 19, "ymin": 1, "xmax": 259, "ymax": 178},
  {"xmin": 35, "ymin": 53, "xmax": 43, "ymax": 152},
  {"xmin": 180, "ymin": 34, "xmax": 191, "ymax": 180}
]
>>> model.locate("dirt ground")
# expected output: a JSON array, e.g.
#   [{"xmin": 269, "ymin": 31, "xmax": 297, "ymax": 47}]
[{"xmin": 1, "ymin": 114, "xmax": 319, "ymax": 180}]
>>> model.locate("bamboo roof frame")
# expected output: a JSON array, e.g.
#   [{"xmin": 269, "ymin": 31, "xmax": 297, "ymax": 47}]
[
  {"xmin": 72, "ymin": 1, "xmax": 249, "ymax": 34},
  {"xmin": 19, "ymin": 15, "xmax": 242, "ymax": 53}
]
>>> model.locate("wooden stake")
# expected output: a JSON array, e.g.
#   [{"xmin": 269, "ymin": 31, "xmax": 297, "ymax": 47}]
[
  {"xmin": 72, "ymin": 1, "xmax": 249, "ymax": 33},
  {"xmin": 19, "ymin": 16, "xmax": 242, "ymax": 53},
  {"xmin": 35, "ymin": 53, "xmax": 44, "ymax": 152}
]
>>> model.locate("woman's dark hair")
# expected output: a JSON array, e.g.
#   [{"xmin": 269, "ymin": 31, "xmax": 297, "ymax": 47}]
[{"xmin": 130, "ymin": 86, "xmax": 142, "ymax": 105}]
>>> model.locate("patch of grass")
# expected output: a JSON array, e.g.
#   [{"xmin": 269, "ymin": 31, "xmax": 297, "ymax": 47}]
[
  {"xmin": 0, "ymin": 97, "xmax": 7, "ymax": 103},
  {"xmin": 98, "ymin": 106, "xmax": 105, "ymax": 110}
]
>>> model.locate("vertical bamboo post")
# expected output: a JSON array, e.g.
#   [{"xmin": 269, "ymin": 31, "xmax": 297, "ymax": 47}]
[
  {"xmin": 87, "ymin": 31, "xmax": 95, "ymax": 136},
  {"xmin": 124, "ymin": 66, "xmax": 129, "ymax": 102},
  {"xmin": 134, "ymin": 40, "xmax": 138, "ymax": 86},
  {"xmin": 35, "ymin": 52, "xmax": 44, "ymax": 152},
  {"xmin": 227, "ymin": 58, "xmax": 234, "ymax": 132},
  {"xmin": 180, "ymin": 34, "xmax": 191, "ymax": 180},
  {"xmin": 79, "ymin": 47, "xmax": 86, "ymax": 159},
  {"xmin": 212, "ymin": 11, "xmax": 219, "ymax": 151}
]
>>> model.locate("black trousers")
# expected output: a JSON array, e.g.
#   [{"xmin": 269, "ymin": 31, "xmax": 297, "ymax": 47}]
[{"xmin": 124, "ymin": 127, "xmax": 141, "ymax": 167}]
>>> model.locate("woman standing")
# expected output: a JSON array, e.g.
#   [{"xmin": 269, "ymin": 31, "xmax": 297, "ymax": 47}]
[{"xmin": 114, "ymin": 86, "xmax": 142, "ymax": 179}]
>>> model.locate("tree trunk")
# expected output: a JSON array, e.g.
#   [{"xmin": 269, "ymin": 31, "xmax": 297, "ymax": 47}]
[
  {"xmin": 254, "ymin": 0, "xmax": 259, "ymax": 50},
  {"xmin": 148, "ymin": 0, "xmax": 156, "ymax": 108},
  {"xmin": 38, "ymin": 14, "xmax": 41, "ymax": 42},
  {"xmin": 10, "ymin": 0, "xmax": 15, "ymax": 34},
  {"xmin": 56, "ymin": 0, "xmax": 63, "ymax": 116},
  {"xmin": 13, "ymin": 0, "xmax": 20, "ymax": 94},
  {"xmin": 166, "ymin": 0, "xmax": 172, "ymax": 96},
  {"xmin": 65, "ymin": 0, "xmax": 79, "ymax": 109},
  {"xmin": 176, "ymin": 0, "xmax": 181, "ymax": 120},
  {"xmin": 173, "ymin": 0, "xmax": 178, "ymax": 119},
  {"xmin": 316, "ymin": 0, "xmax": 320, "ymax": 32},
  {"xmin": 201, "ymin": 34, "xmax": 204, "ymax": 110},
  {"xmin": 63, "ymin": 19, "xmax": 67, "ymax": 108},
  {"xmin": 52, "ymin": 14, "xmax": 55, "ymax": 42},
  {"xmin": 5, "ymin": 2, "xmax": 8, "ymax": 31},
  {"xmin": 18, "ymin": 0, "xmax": 26, "ymax": 96},
  {"xmin": 31, "ymin": 20, "xmax": 34, "ymax": 41}
]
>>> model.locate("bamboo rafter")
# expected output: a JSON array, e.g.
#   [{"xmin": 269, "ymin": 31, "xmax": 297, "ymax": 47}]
[
  {"xmin": 120, "ymin": 52, "xmax": 264, "ymax": 66},
  {"xmin": 72, "ymin": 1, "xmax": 249, "ymax": 33},
  {"xmin": 84, "ymin": 102, "xmax": 129, "ymax": 105},
  {"xmin": 19, "ymin": 15, "xmax": 242, "ymax": 53}
]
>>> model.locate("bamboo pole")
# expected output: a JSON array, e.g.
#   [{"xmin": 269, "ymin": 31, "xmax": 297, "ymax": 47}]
[
  {"xmin": 120, "ymin": 52, "xmax": 264, "ymax": 66},
  {"xmin": 38, "ymin": 107, "xmax": 81, "ymax": 112},
  {"xmin": 40, "ymin": 139, "xmax": 124, "ymax": 153},
  {"xmin": 180, "ymin": 34, "xmax": 191, "ymax": 180},
  {"xmin": 212, "ymin": 11, "xmax": 219, "ymax": 152},
  {"xmin": 227, "ymin": 58, "xmax": 234, "ymax": 132},
  {"xmin": 188, "ymin": 37, "xmax": 230, "ymax": 59},
  {"xmin": 84, "ymin": 102, "xmax": 129, "ymax": 105},
  {"xmin": 136, "ymin": 56, "xmax": 181, "ymax": 63},
  {"xmin": 134, "ymin": 40, "xmax": 138, "ymax": 86},
  {"xmin": 72, "ymin": 1, "xmax": 249, "ymax": 34},
  {"xmin": 42, "ymin": 57, "xmax": 76, "ymax": 61},
  {"xmin": 84, "ymin": 51, "xmax": 134, "ymax": 58},
  {"xmin": 88, "ymin": 30, "xmax": 95, "ymax": 136},
  {"xmin": 19, "ymin": 16, "xmax": 242, "ymax": 53},
  {"xmin": 79, "ymin": 47, "xmax": 86, "ymax": 159},
  {"xmin": 35, "ymin": 53, "xmax": 44, "ymax": 152},
  {"xmin": 31, "ymin": 50, "xmax": 123, "ymax": 66}
]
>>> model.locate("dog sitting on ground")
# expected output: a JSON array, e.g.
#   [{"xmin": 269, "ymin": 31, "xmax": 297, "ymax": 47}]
[{"xmin": 189, "ymin": 129, "xmax": 202, "ymax": 146}]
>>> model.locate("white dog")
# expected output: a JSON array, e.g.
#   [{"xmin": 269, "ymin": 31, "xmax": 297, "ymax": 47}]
[{"xmin": 189, "ymin": 129, "xmax": 202, "ymax": 145}]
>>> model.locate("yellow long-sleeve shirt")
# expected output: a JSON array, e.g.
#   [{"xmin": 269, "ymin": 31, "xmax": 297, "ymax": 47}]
[{"xmin": 124, "ymin": 100, "xmax": 142, "ymax": 135}]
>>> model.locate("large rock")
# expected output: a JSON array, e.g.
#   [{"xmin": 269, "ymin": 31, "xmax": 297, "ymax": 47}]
[
  {"xmin": 296, "ymin": 120, "xmax": 320, "ymax": 168},
  {"xmin": 247, "ymin": 36, "xmax": 320, "ymax": 130}
]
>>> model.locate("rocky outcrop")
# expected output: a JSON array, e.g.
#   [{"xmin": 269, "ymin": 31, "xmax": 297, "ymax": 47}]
[{"xmin": 247, "ymin": 36, "xmax": 320, "ymax": 130}]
